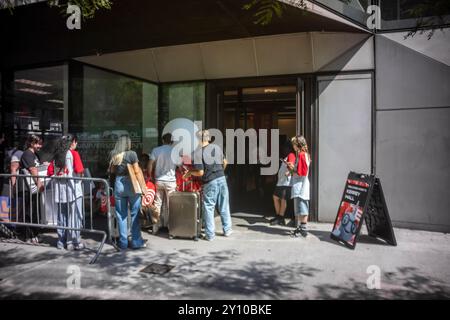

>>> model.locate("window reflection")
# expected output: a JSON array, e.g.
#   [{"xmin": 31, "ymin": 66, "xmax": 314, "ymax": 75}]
[
  {"xmin": 71, "ymin": 66, "xmax": 158, "ymax": 177},
  {"xmin": 160, "ymin": 82, "xmax": 205, "ymax": 128},
  {"xmin": 312, "ymin": 0, "xmax": 371, "ymax": 27},
  {"xmin": 10, "ymin": 65, "xmax": 66, "ymax": 162},
  {"xmin": 380, "ymin": 0, "xmax": 450, "ymax": 30}
]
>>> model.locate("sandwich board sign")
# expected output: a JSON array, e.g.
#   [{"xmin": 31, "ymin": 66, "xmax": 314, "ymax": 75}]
[{"xmin": 330, "ymin": 171, "xmax": 397, "ymax": 249}]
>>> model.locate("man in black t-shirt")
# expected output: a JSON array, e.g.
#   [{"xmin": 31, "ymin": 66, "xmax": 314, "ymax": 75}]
[
  {"xmin": 19, "ymin": 135, "xmax": 44, "ymax": 243},
  {"xmin": 21, "ymin": 135, "xmax": 44, "ymax": 193},
  {"xmin": 184, "ymin": 130, "xmax": 233, "ymax": 241}
]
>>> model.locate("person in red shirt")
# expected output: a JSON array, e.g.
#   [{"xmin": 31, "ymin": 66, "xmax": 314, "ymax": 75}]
[{"xmin": 287, "ymin": 136, "xmax": 311, "ymax": 238}]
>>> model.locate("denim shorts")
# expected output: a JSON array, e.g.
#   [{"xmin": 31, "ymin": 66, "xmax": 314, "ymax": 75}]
[{"xmin": 294, "ymin": 198, "xmax": 309, "ymax": 216}]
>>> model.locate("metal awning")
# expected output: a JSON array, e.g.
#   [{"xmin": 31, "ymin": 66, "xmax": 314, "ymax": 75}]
[{"xmin": 1, "ymin": 0, "xmax": 368, "ymax": 69}]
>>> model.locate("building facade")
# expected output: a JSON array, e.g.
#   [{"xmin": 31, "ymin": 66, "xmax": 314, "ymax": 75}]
[{"xmin": 1, "ymin": 0, "xmax": 449, "ymax": 231}]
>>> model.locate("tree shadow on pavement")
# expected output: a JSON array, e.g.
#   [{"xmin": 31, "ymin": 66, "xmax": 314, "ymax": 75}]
[
  {"xmin": 315, "ymin": 266, "xmax": 450, "ymax": 299},
  {"xmin": 0, "ymin": 246, "xmax": 321, "ymax": 299},
  {"xmin": 307, "ymin": 230, "xmax": 394, "ymax": 248},
  {"xmin": 95, "ymin": 248, "xmax": 321, "ymax": 299},
  {"xmin": 0, "ymin": 246, "xmax": 66, "ymax": 268},
  {"xmin": 2, "ymin": 243, "xmax": 449, "ymax": 299}
]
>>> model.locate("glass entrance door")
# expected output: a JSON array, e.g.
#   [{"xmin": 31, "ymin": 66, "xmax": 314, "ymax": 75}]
[{"xmin": 219, "ymin": 85, "xmax": 298, "ymax": 214}]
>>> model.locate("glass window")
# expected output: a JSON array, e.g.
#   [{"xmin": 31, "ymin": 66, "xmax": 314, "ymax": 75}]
[
  {"xmin": 160, "ymin": 82, "xmax": 205, "ymax": 129},
  {"xmin": 379, "ymin": 0, "xmax": 450, "ymax": 30},
  {"xmin": 313, "ymin": 0, "xmax": 372, "ymax": 27},
  {"xmin": 5, "ymin": 65, "xmax": 66, "ymax": 162},
  {"xmin": 70, "ymin": 65, "xmax": 158, "ymax": 177}
]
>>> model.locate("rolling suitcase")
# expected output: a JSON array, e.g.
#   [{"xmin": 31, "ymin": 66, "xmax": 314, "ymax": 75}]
[{"xmin": 168, "ymin": 182, "xmax": 201, "ymax": 241}]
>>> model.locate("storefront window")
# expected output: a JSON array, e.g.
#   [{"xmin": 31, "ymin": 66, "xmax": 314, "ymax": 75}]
[
  {"xmin": 313, "ymin": 0, "xmax": 372, "ymax": 27},
  {"xmin": 379, "ymin": 0, "xmax": 450, "ymax": 30},
  {"xmin": 160, "ymin": 82, "xmax": 205, "ymax": 129},
  {"xmin": 70, "ymin": 65, "xmax": 158, "ymax": 177},
  {"xmin": 4, "ymin": 65, "xmax": 66, "ymax": 162}
]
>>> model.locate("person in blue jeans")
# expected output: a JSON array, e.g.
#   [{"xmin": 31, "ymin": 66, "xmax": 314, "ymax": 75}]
[
  {"xmin": 183, "ymin": 130, "xmax": 232, "ymax": 241},
  {"xmin": 109, "ymin": 135, "xmax": 146, "ymax": 250}
]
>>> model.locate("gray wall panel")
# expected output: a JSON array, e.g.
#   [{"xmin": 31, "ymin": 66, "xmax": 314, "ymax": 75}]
[
  {"xmin": 376, "ymin": 35, "xmax": 450, "ymax": 110},
  {"xmin": 376, "ymin": 108, "xmax": 450, "ymax": 232},
  {"xmin": 318, "ymin": 74, "xmax": 372, "ymax": 222}
]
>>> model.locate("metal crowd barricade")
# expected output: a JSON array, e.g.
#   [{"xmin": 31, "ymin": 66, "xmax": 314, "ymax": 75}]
[{"xmin": 0, "ymin": 173, "xmax": 120, "ymax": 264}]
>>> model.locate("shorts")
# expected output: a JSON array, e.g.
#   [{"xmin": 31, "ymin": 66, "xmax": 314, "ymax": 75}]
[
  {"xmin": 294, "ymin": 197, "xmax": 309, "ymax": 216},
  {"xmin": 273, "ymin": 186, "xmax": 291, "ymax": 200}
]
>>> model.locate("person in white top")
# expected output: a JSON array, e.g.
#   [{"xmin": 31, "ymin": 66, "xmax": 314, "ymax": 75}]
[
  {"xmin": 147, "ymin": 133, "xmax": 177, "ymax": 234},
  {"xmin": 269, "ymin": 143, "xmax": 292, "ymax": 226}
]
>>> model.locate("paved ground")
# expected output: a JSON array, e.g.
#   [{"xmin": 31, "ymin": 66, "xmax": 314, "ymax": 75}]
[{"xmin": 1, "ymin": 213, "xmax": 450, "ymax": 300}]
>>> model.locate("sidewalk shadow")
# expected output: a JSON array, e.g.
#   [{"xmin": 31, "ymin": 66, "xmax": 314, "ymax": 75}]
[
  {"xmin": 308, "ymin": 230, "xmax": 396, "ymax": 248},
  {"xmin": 231, "ymin": 212, "xmax": 269, "ymax": 225},
  {"xmin": 0, "ymin": 246, "xmax": 66, "ymax": 268},
  {"xmin": 315, "ymin": 266, "xmax": 450, "ymax": 299},
  {"xmin": 235, "ymin": 224, "xmax": 293, "ymax": 236},
  {"xmin": 0, "ymin": 246, "xmax": 322, "ymax": 299},
  {"xmin": 79, "ymin": 248, "xmax": 321, "ymax": 299}
]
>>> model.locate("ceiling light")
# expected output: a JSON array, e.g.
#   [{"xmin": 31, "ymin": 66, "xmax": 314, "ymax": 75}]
[
  {"xmin": 18, "ymin": 88, "xmax": 52, "ymax": 95},
  {"xmin": 264, "ymin": 88, "xmax": 278, "ymax": 93},
  {"xmin": 46, "ymin": 99, "xmax": 64, "ymax": 104},
  {"xmin": 15, "ymin": 79, "xmax": 52, "ymax": 87}
]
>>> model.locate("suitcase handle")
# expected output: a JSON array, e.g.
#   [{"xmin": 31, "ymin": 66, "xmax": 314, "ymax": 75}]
[{"xmin": 182, "ymin": 180, "xmax": 194, "ymax": 192}]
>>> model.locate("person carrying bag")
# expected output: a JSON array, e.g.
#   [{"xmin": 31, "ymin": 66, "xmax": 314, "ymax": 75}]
[{"xmin": 109, "ymin": 135, "xmax": 147, "ymax": 250}]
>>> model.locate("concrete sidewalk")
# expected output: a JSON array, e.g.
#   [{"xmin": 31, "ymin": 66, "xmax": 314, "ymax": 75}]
[{"xmin": 1, "ymin": 213, "xmax": 449, "ymax": 299}]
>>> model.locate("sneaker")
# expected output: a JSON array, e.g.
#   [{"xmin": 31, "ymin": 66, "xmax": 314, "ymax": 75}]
[
  {"xmin": 30, "ymin": 236, "xmax": 39, "ymax": 244},
  {"xmin": 299, "ymin": 228, "xmax": 308, "ymax": 237},
  {"xmin": 269, "ymin": 217, "xmax": 279, "ymax": 225},
  {"xmin": 131, "ymin": 239, "xmax": 148, "ymax": 249},
  {"xmin": 66, "ymin": 244, "xmax": 74, "ymax": 251},
  {"xmin": 152, "ymin": 225, "xmax": 160, "ymax": 235},
  {"xmin": 56, "ymin": 242, "xmax": 65, "ymax": 250},
  {"xmin": 292, "ymin": 227, "xmax": 308, "ymax": 238},
  {"xmin": 278, "ymin": 218, "xmax": 287, "ymax": 226},
  {"xmin": 202, "ymin": 234, "xmax": 214, "ymax": 241},
  {"xmin": 224, "ymin": 229, "xmax": 233, "ymax": 237},
  {"xmin": 74, "ymin": 243, "xmax": 85, "ymax": 251}
]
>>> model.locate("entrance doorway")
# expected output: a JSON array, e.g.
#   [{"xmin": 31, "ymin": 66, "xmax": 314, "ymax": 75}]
[{"xmin": 217, "ymin": 84, "xmax": 298, "ymax": 215}]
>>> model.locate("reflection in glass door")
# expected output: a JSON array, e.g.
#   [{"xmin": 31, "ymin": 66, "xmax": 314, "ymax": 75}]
[{"xmin": 220, "ymin": 85, "xmax": 298, "ymax": 214}]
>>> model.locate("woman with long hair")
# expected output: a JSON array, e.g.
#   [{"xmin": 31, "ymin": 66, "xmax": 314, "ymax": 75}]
[
  {"xmin": 109, "ymin": 135, "xmax": 146, "ymax": 250},
  {"xmin": 269, "ymin": 139, "xmax": 293, "ymax": 226},
  {"xmin": 48, "ymin": 134, "xmax": 85, "ymax": 250},
  {"xmin": 287, "ymin": 135, "xmax": 311, "ymax": 237}
]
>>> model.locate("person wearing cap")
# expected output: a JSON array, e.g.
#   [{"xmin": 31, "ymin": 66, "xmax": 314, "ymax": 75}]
[{"xmin": 183, "ymin": 130, "xmax": 233, "ymax": 241}]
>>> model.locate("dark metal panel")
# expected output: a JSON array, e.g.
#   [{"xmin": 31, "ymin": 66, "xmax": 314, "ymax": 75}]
[{"xmin": 1, "ymin": 0, "xmax": 366, "ymax": 69}]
